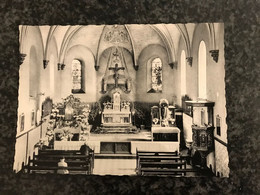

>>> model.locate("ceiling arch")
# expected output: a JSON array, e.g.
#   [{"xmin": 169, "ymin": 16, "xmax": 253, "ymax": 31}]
[
  {"xmin": 58, "ymin": 26, "xmax": 82, "ymax": 64},
  {"xmin": 176, "ymin": 24, "xmax": 192, "ymax": 57},
  {"xmin": 33, "ymin": 23, "xmax": 217, "ymax": 70},
  {"xmin": 95, "ymin": 25, "xmax": 133, "ymax": 71},
  {"xmin": 150, "ymin": 24, "xmax": 177, "ymax": 68}
]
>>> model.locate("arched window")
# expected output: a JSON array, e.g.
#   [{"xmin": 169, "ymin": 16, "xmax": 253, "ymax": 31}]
[
  {"xmin": 198, "ymin": 41, "xmax": 207, "ymax": 99},
  {"xmin": 147, "ymin": 57, "xmax": 163, "ymax": 93},
  {"xmin": 181, "ymin": 50, "xmax": 187, "ymax": 96},
  {"xmin": 71, "ymin": 59, "xmax": 84, "ymax": 93}
]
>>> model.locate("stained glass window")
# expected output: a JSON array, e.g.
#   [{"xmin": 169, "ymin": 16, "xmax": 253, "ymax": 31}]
[
  {"xmin": 72, "ymin": 59, "xmax": 83, "ymax": 93},
  {"xmin": 151, "ymin": 58, "xmax": 162, "ymax": 92}
]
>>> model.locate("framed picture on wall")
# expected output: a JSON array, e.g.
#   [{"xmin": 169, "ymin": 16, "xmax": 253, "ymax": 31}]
[
  {"xmin": 20, "ymin": 113, "xmax": 25, "ymax": 132},
  {"xmin": 31, "ymin": 110, "xmax": 35, "ymax": 126},
  {"xmin": 216, "ymin": 115, "xmax": 221, "ymax": 136}
]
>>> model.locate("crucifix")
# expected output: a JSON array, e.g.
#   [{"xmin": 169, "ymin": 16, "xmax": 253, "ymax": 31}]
[{"xmin": 109, "ymin": 63, "xmax": 125, "ymax": 88}]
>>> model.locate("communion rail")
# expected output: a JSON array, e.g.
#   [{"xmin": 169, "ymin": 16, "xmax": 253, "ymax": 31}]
[
  {"xmin": 136, "ymin": 150, "xmax": 197, "ymax": 176},
  {"xmin": 24, "ymin": 149, "xmax": 94, "ymax": 175}
]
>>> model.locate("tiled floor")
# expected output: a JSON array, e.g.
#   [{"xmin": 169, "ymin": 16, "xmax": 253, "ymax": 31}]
[{"xmin": 88, "ymin": 129, "xmax": 152, "ymax": 142}]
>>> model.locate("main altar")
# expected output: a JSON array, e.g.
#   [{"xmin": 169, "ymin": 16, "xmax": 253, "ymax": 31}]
[{"xmin": 101, "ymin": 90, "xmax": 135, "ymax": 133}]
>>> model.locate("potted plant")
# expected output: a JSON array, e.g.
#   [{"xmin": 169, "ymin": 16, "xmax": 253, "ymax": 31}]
[
  {"xmin": 134, "ymin": 107, "xmax": 146, "ymax": 129},
  {"xmin": 88, "ymin": 102, "xmax": 102, "ymax": 130}
]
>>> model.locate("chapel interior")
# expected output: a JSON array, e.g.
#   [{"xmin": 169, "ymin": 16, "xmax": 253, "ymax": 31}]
[{"xmin": 14, "ymin": 24, "xmax": 229, "ymax": 177}]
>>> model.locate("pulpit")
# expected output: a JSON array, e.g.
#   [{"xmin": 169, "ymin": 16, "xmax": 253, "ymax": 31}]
[{"xmin": 185, "ymin": 100, "xmax": 215, "ymax": 168}]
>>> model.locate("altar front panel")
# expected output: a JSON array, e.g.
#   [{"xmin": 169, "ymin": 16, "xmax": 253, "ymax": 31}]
[
  {"xmin": 54, "ymin": 141, "xmax": 100, "ymax": 152},
  {"xmin": 102, "ymin": 111, "xmax": 131, "ymax": 126}
]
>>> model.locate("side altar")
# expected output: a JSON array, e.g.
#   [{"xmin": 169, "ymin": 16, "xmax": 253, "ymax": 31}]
[
  {"xmin": 151, "ymin": 99, "xmax": 180, "ymax": 144},
  {"xmin": 101, "ymin": 91, "xmax": 135, "ymax": 133}
]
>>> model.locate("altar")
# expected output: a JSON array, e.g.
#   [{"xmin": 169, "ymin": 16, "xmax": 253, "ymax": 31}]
[
  {"xmin": 102, "ymin": 111, "xmax": 131, "ymax": 126},
  {"xmin": 101, "ymin": 91, "xmax": 134, "ymax": 132},
  {"xmin": 151, "ymin": 99, "xmax": 180, "ymax": 146}
]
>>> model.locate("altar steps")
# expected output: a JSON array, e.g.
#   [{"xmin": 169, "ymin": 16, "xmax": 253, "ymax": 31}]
[
  {"xmin": 95, "ymin": 153, "xmax": 136, "ymax": 159},
  {"xmin": 99, "ymin": 125, "xmax": 138, "ymax": 134}
]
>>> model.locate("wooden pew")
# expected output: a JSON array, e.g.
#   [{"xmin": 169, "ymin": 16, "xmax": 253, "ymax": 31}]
[
  {"xmin": 25, "ymin": 149, "xmax": 94, "ymax": 175},
  {"xmin": 136, "ymin": 150, "xmax": 196, "ymax": 176},
  {"xmin": 27, "ymin": 165, "xmax": 90, "ymax": 174},
  {"xmin": 38, "ymin": 149, "xmax": 95, "ymax": 170}
]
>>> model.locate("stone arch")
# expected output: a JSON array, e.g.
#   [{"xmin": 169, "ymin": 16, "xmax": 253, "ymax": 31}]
[
  {"xmin": 189, "ymin": 24, "xmax": 211, "ymax": 99},
  {"xmin": 20, "ymin": 26, "xmax": 44, "ymax": 58},
  {"xmin": 176, "ymin": 24, "xmax": 192, "ymax": 58},
  {"xmin": 198, "ymin": 40, "xmax": 207, "ymax": 99},
  {"xmin": 180, "ymin": 50, "xmax": 187, "ymax": 97},
  {"xmin": 136, "ymin": 44, "xmax": 175, "ymax": 102},
  {"xmin": 62, "ymin": 44, "xmax": 96, "ymax": 102},
  {"xmin": 150, "ymin": 25, "xmax": 177, "ymax": 67},
  {"xmin": 98, "ymin": 46, "xmax": 134, "ymax": 81},
  {"xmin": 48, "ymin": 36, "xmax": 59, "ymax": 97},
  {"xmin": 29, "ymin": 46, "xmax": 40, "ymax": 98}
]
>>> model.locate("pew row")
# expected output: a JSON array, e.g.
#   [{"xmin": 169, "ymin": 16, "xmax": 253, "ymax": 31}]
[
  {"xmin": 136, "ymin": 150, "xmax": 197, "ymax": 176},
  {"xmin": 24, "ymin": 149, "xmax": 94, "ymax": 175}
]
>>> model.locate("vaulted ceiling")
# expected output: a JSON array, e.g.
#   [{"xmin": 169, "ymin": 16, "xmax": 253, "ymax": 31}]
[{"xmin": 19, "ymin": 24, "xmax": 218, "ymax": 69}]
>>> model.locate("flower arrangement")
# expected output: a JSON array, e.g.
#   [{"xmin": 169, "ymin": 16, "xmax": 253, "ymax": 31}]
[
  {"xmin": 42, "ymin": 95, "xmax": 93, "ymax": 144},
  {"xmin": 58, "ymin": 129, "xmax": 74, "ymax": 141}
]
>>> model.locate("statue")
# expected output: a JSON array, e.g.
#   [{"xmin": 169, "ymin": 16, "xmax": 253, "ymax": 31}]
[
  {"xmin": 150, "ymin": 99, "xmax": 176, "ymax": 127},
  {"xmin": 82, "ymin": 105, "xmax": 90, "ymax": 125}
]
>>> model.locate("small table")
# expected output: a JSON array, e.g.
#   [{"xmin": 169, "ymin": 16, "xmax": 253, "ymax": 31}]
[{"xmin": 151, "ymin": 126, "xmax": 180, "ymax": 142}]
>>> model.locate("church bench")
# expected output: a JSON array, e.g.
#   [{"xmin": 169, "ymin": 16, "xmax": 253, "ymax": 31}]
[
  {"xmin": 38, "ymin": 150, "xmax": 82, "ymax": 155},
  {"xmin": 139, "ymin": 168, "xmax": 198, "ymax": 176},
  {"xmin": 137, "ymin": 151, "xmax": 179, "ymax": 156},
  {"xmin": 34, "ymin": 154, "xmax": 91, "ymax": 160},
  {"xmin": 25, "ymin": 149, "xmax": 94, "ymax": 175},
  {"xmin": 26, "ymin": 165, "xmax": 90, "ymax": 174},
  {"xmin": 139, "ymin": 161, "xmax": 186, "ymax": 168},
  {"xmin": 29, "ymin": 159, "xmax": 89, "ymax": 167},
  {"xmin": 38, "ymin": 148, "xmax": 95, "ymax": 170},
  {"xmin": 34, "ymin": 154, "xmax": 94, "ymax": 171},
  {"xmin": 136, "ymin": 150, "xmax": 191, "ymax": 176},
  {"xmin": 38, "ymin": 149, "xmax": 94, "ymax": 156},
  {"xmin": 26, "ymin": 156, "xmax": 92, "ymax": 174},
  {"xmin": 136, "ymin": 150, "xmax": 181, "ymax": 162}
]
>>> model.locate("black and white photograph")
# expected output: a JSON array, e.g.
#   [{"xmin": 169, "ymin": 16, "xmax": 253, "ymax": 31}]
[{"xmin": 14, "ymin": 23, "xmax": 229, "ymax": 177}]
